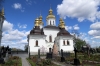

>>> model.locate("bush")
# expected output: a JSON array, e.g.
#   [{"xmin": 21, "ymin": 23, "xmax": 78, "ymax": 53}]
[
  {"xmin": 43, "ymin": 59, "xmax": 51, "ymax": 65},
  {"xmin": 27, "ymin": 58, "xmax": 36, "ymax": 66},
  {"xmin": 12, "ymin": 56, "xmax": 19, "ymax": 59}
]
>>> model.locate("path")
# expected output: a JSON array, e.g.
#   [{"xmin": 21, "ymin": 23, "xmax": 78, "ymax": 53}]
[{"xmin": 13, "ymin": 54, "xmax": 31, "ymax": 66}]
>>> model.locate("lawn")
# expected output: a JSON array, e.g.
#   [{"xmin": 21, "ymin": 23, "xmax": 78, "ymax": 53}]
[
  {"xmin": 27, "ymin": 55, "xmax": 60, "ymax": 66},
  {"xmin": 52, "ymin": 53, "xmax": 100, "ymax": 66},
  {"xmin": 0, "ymin": 56, "xmax": 22, "ymax": 66}
]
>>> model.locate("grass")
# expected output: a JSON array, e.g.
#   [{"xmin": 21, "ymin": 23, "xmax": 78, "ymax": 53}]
[
  {"xmin": 0, "ymin": 56, "xmax": 22, "ymax": 66},
  {"xmin": 52, "ymin": 53, "xmax": 100, "ymax": 66},
  {"xmin": 27, "ymin": 56, "xmax": 61, "ymax": 66},
  {"xmin": 26, "ymin": 58, "xmax": 36, "ymax": 66}
]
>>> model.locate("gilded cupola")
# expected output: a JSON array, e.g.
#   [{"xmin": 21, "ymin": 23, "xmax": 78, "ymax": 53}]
[
  {"xmin": 39, "ymin": 15, "xmax": 44, "ymax": 25},
  {"xmin": 0, "ymin": 8, "xmax": 4, "ymax": 17},
  {"xmin": 46, "ymin": 8, "xmax": 55, "ymax": 19},
  {"xmin": 59, "ymin": 18, "xmax": 65, "ymax": 28},
  {"xmin": 57, "ymin": 18, "xmax": 72, "ymax": 36},
  {"xmin": 35, "ymin": 18, "xmax": 39, "ymax": 26}
]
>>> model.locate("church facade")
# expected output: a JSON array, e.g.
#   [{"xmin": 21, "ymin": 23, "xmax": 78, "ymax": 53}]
[{"xmin": 27, "ymin": 8, "xmax": 74, "ymax": 55}]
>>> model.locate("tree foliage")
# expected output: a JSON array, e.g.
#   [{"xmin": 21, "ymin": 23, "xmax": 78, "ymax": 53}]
[
  {"xmin": 74, "ymin": 38, "xmax": 86, "ymax": 51},
  {"xmin": 24, "ymin": 45, "xmax": 28, "ymax": 51},
  {"xmin": 72, "ymin": 29, "xmax": 87, "ymax": 51}
]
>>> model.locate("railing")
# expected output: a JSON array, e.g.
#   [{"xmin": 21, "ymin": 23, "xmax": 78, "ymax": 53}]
[{"xmin": 11, "ymin": 51, "xmax": 28, "ymax": 54}]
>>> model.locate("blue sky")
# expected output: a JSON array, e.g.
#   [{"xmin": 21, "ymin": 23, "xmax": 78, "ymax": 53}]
[{"xmin": 1, "ymin": 0, "xmax": 100, "ymax": 50}]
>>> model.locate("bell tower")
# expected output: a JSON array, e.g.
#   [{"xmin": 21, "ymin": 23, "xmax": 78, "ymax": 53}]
[
  {"xmin": 46, "ymin": 8, "xmax": 56, "ymax": 26},
  {"xmin": 0, "ymin": 8, "xmax": 5, "ymax": 46}
]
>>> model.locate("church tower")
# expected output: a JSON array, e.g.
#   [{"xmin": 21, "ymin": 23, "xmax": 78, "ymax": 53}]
[
  {"xmin": 46, "ymin": 8, "xmax": 56, "ymax": 26},
  {"xmin": 29, "ymin": 18, "xmax": 46, "ymax": 55},
  {"xmin": 0, "ymin": 8, "xmax": 5, "ymax": 46},
  {"xmin": 38, "ymin": 14, "xmax": 43, "ymax": 29},
  {"xmin": 55, "ymin": 18, "xmax": 74, "ymax": 53}
]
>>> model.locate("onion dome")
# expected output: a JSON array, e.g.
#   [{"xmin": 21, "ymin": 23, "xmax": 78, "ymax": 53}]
[
  {"xmin": 46, "ymin": 8, "xmax": 55, "ymax": 19},
  {"xmin": 39, "ymin": 15, "xmax": 44, "ymax": 25},
  {"xmin": 30, "ymin": 18, "xmax": 44, "ymax": 35},
  {"xmin": 35, "ymin": 18, "xmax": 39, "ymax": 26},
  {"xmin": 58, "ymin": 18, "xmax": 65, "ymax": 28},
  {"xmin": 0, "ymin": 8, "xmax": 4, "ymax": 17},
  {"xmin": 57, "ymin": 18, "xmax": 71, "ymax": 36}
]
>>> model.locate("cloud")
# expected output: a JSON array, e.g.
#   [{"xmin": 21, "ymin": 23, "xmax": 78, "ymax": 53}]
[
  {"xmin": 1, "ymin": 20, "xmax": 30, "ymax": 50},
  {"xmin": 73, "ymin": 24, "xmax": 80, "ymax": 30},
  {"xmin": 18, "ymin": 23, "xmax": 27, "ymax": 29},
  {"xmin": 12, "ymin": 3, "xmax": 25, "ymax": 12},
  {"xmin": 57, "ymin": 0, "xmax": 100, "ymax": 22},
  {"xmin": 26, "ymin": 0, "xmax": 33, "ymax": 5},
  {"xmin": 2, "ymin": 20, "xmax": 13, "ymax": 32},
  {"xmin": 13, "ymin": 3, "xmax": 22, "ymax": 9},
  {"xmin": 65, "ymin": 26, "xmax": 72, "ymax": 30},
  {"xmin": 88, "ymin": 22, "xmax": 100, "ymax": 39},
  {"xmin": 90, "ymin": 22, "xmax": 100, "ymax": 30}
]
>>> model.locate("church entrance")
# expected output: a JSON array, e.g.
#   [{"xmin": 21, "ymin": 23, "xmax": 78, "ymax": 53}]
[{"xmin": 49, "ymin": 48, "xmax": 52, "ymax": 53}]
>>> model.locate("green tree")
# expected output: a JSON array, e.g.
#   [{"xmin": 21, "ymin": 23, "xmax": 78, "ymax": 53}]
[
  {"xmin": 74, "ymin": 38, "xmax": 86, "ymax": 51},
  {"xmin": 72, "ymin": 29, "xmax": 86, "ymax": 51},
  {"xmin": 24, "ymin": 45, "xmax": 28, "ymax": 51}
]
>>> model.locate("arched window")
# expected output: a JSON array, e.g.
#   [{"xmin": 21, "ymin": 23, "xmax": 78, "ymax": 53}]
[
  {"xmin": 67, "ymin": 40, "xmax": 70, "ymax": 45},
  {"xmin": 49, "ymin": 35, "xmax": 52, "ymax": 42},
  {"xmin": 53, "ymin": 21, "xmax": 54, "ymax": 25},
  {"xmin": 50, "ymin": 21, "xmax": 51, "ymax": 25},
  {"xmin": 36, "ymin": 40, "xmax": 38, "ymax": 46},
  {"xmin": 63, "ymin": 40, "xmax": 65, "ymax": 45}
]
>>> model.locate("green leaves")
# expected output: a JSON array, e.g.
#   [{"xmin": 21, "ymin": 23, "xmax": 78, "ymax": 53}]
[{"xmin": 74, "ymin": 38, "xmax": 86, "ymax": 51}]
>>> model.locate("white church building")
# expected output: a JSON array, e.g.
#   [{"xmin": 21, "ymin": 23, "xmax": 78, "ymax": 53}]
[{"xmin": 27, "ymin": 8, "xmax": 74, "ymax": 55}]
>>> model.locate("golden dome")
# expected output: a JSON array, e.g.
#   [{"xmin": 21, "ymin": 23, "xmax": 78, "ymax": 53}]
[
  {"xmin": 59, "ymin": 18, "xmax": 65, "ymax": 28},
  {"xmin": 46, "ymin": 15, "xmax": 55, "ymax": 19},
  {"xmin": 1, "ymin": 8, "xmax": 4, "ymax": 16},
  {"xmin": 39, "ymin": 15, "xmax": 42, "ymax": 19},
  {"xmin": 46, "ymin": 8, "xmax": 55, "ymax": 19},
  {"xmin": 35, "ymin": 18, "xmax": 39, "ymax": 26},
  {"xmin": 49, "ymin": 8, "xmax": 53, "ymax": 12},
  {"xmin": 59, "ymin": 18, "xmax": 63, "ymax": 22},
  {"xmin": 38, "ymin": 15, "xmax": 43, "ymax": 25},
  {"xmin": 39, "ymin": 21, "xmax": 44, "ymax": 25}
]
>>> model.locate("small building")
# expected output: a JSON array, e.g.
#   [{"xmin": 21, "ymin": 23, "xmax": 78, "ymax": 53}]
[{"xmin": 27, "ymin": 8, "xmax": 74, "ymax": 55}]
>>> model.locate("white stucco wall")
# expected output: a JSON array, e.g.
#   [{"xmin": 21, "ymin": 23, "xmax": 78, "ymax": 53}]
[
  {"xmin": 46, "ymin": 18, "xmax": 56, "ymax": 26},
  {"xmin": 43, "ymin": 29, "xmax": 59, "ymax": 43},
  {"xmin": 57, "ymin": 36, "xmax": 74, "ymax": 52},
  {"xmin": 39, "ymin": 24, "xmax": 43, "ymax": 29},
  {"xmin": 28, "ymin": 35, "xmax": 47, "ymax": 55}
]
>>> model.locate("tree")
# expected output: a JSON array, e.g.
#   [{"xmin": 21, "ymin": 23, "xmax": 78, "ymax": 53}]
[
  {"xmin": 72, "ymin": 29, "xmax": 86, "ymax": 51},
  {"xmin": 74, "ymin": 38, "xmax": 86, "ymax": 51},
  {"xmin": 24, "ymin": 45, "xmax": 28, "ymax": 51}
]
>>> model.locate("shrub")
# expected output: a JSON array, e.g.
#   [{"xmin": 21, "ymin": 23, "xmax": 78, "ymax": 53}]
[
  {"xmin": 11, "ymin": 56, "xmax": 19, "ymax": 59},
  {"xmin": 27, "ymin": 58, "xmax": 36, "ymax": 66},
  {"xmin": 43, "ymin": 59, "xmax": 51, "ymax": 65}
]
